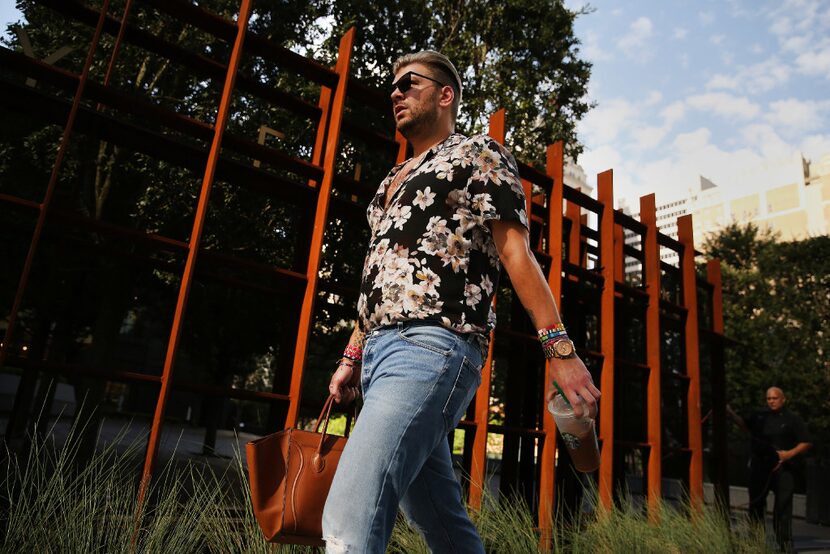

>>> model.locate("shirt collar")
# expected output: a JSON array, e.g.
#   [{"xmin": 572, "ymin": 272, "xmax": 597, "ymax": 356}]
[{"xmin": 392, "ymin": 132, "xmax": 466, "ymax": 171}]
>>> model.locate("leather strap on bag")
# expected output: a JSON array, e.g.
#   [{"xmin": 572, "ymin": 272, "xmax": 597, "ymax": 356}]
[{"xmin": 311, "ymin": 395, "xmax": 357, "ymax": 473}]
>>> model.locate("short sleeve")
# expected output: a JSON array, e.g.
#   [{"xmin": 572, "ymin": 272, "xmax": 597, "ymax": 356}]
[{"xmin": 467, "ymin": 137, "xmax": 528, "ymax": 230}]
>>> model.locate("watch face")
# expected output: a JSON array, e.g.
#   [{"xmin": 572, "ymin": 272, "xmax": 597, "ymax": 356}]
[{"xmin": 554, "ymin": 340, "xmax": 574, "ymax": 357}]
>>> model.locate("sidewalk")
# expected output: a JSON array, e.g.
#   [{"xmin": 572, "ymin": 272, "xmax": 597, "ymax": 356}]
[{"xmin": 793, "ymin": 517, "xmax": 830, "ymax": 553}]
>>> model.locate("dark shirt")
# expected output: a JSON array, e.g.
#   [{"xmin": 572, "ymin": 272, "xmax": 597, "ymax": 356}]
[
  {"xmin": 746, "ymin": 408, "xmax": 811, "ymax": 472},
  {"xmin": 357, "ymin": 133, "xmax": 527, "ymax": 345}
]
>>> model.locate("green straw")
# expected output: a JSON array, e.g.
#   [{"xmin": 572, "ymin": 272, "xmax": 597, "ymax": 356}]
[{"xmin": 553, "ymin": 380, "xmax": 573, "ymax": 409}]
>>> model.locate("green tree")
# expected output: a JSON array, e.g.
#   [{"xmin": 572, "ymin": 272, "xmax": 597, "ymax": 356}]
[
  {"xmin": 703, "ymin": 223, "xmax": 830, "ymax": 459},
  {"xmin": 319, "ymin": 0, "xmax": 594, "ymax": 164}
]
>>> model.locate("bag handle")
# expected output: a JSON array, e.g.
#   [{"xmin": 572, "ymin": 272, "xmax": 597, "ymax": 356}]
[{"xmin": 311, "ymin": 394, "xmax": 357, "ymax": 472}]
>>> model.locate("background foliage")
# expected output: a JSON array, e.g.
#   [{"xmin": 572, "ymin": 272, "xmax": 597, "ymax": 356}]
[{"xmin": 703, "ymin": 223, "xmax": 830, "ymax": 460}]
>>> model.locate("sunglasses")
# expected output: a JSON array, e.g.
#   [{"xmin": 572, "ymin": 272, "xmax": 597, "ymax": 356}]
[{"xmin": 391, "ymin": 71, "xmax": 446, "ymax": 95}]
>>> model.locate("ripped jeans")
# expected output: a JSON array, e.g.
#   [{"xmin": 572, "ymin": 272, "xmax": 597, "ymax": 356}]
[{"xmin": 322, "ymin": 322, "xmax": 486, "ymax": 554}]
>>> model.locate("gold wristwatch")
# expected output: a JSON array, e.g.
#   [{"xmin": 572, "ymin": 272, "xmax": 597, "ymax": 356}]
[{"xmin": 551, "ymin": 338, "xmax": 576, "ymax": 359}]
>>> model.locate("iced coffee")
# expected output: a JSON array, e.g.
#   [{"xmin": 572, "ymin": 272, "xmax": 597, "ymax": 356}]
[{"xmin": 548, "ymin": 393, "xmax": 600, "ymax": 473}]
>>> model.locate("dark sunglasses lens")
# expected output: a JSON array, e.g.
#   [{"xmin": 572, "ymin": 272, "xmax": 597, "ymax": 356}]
[{"xmin": 392, "ymin": 73, "xmax": 412, "ymax": 94}]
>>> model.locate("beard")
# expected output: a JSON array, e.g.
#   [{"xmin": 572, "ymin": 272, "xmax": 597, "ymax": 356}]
[{"xmin": 396, "ymin": 93, "xmax": 440, "ymax": 138}]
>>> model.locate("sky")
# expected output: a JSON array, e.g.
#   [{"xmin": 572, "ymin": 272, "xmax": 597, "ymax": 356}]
[
  {"xmin": 2, "ymin": 1, "xmax": 829, "ymax": 208},
  {"xmin": 565, "ymin": 0, "xmax": 830, "ymax": 207}
]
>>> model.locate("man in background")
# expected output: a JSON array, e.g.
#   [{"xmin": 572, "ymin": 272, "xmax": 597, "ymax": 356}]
[{"xmin": 728, "ymin": 387, "xmax": 812, "ymax": 552}]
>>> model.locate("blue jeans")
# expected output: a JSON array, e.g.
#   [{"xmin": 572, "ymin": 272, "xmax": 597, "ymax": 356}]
[{"xmin": 322, "ymin": 322, "xmax": 485, "ymax": 554}]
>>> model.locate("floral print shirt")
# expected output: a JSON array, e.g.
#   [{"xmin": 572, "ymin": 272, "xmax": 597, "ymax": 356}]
[{"xmin": 356, "ymin": 133, "xmax": 528, "ymax": 346}]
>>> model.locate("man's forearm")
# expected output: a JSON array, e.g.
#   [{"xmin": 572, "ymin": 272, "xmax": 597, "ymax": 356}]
[
  {"xmin": 348, "ymin": 325, "xmax": 366, "ymax": 348},
  {"xmin": 501, "ymin": 247, "xmax": 561, "ymax": 329}
]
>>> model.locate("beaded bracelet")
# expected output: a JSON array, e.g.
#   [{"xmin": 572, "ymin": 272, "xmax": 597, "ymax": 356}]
[
  {"xmin": 537, "ymin": 323, "xmax": 566, "ymax": 341},
  {"xmin": 343, "ymin": 343, "xmax": 363, "ymax": 363}
]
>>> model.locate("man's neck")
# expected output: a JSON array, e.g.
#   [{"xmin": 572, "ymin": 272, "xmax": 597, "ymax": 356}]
[{"xmin": 407, "ymin": 128, "xmax": 453, "ymax": 158}]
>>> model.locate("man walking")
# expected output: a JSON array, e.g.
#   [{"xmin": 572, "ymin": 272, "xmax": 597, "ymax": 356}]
[
  {"xmin": 322, "ymin": 51, "xmax": 600, "ymax": 553},
  {"xmin": 729, "ymin": 387, "xmax": 812, "ymax": 552}
]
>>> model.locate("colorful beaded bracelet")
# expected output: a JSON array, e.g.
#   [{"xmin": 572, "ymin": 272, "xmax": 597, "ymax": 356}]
[
  {"xmin": 343, "ymin": 344, "xmax": 363, "ymax": 362},
  {"xmin": 537, "ymin": 323, "xmax": 566, "ymax": 339}
]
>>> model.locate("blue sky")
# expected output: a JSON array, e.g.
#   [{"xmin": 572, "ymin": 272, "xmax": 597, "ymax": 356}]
[
  {"xmin": 566, "ymin": 0, "xmax": 830, "ymax": 206},
  {"xmin": 2, "ymin": 1, "xmax": 829, "ymax": 207}
]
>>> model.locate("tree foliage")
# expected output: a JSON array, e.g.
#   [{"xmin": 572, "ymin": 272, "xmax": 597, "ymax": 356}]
[
  {"xmin": 703, "ymin": 223, "xmax": 830, "ymax": 458},
  {"xmin": 317, "ymin": 0, "xmax": 594, "ymax": 164}
]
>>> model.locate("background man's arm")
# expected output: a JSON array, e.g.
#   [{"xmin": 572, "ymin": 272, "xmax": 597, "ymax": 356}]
[
  {"xmin": 490, "ymin": 220, "xmax": 600, "ymax": 417},
  {"xmin": 778, "ymin": 441, "xmax": 812, "ymax": 463}
]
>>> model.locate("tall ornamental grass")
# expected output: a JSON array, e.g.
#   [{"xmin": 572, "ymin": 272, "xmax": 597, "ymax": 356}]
[{"xmin": 1, "ymin": 419, "xmax": 771, "ymax": 553}]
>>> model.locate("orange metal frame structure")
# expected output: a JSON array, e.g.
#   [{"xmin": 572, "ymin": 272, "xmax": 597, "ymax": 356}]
[{"xmin": 0, "ymin": 0, "xmax": 729, "ymax": 545}]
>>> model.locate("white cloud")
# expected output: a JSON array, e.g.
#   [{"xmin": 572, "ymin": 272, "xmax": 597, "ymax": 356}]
[
  {"xmin": 706, "ymin": 57, "xmax": 791, "ymax": 94},
  {"xmin": 710, "ymin": 34, "xmax": 725, "ymax": 45},
  {"xmin": 579, "ymin": 98, "xmax": 639, "ymax": 144},
  {"xmin": 699, "ymin": 11, "xmax": 715, "ymax": 25},
  {"xmin": 661, "ymin": 101, "xmax": 686, "ymax": 126},
  {"xmin": 739, "ymin": 124, "xmax": 795, "ymax": 159},
  {"xmin": 765, "ymin": 98, "xmax": 830, "ymax": 133},
  {"xmin": 617, "ymin": 17, "xmax": 654, "ymax": 60},
  {"xmin": 801, "ymin": 134, "xmax": 830, "ymax": 160},
  {"xmin": 686, "ymin": 92, "xmax": 761, "ymax": 120},
  {"xmin": 582, "ymin": 30, "xmax": 611, "ymax": 62},
  {"xmin": 794, "ymin": 39, "xmax": 830, "ymax": 78},
  {"xmin": 673, "ymin": 27, "xmax": 688, "ymax": 40},
  {"xmin": 644, "ymin": 90, "xmax": 663, "ymax": 106}
]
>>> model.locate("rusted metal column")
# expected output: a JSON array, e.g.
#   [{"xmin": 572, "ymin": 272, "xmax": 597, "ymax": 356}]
[
  {"xmin": 138, "ymin": 0, "xmax": 253, "ymax": 500},
  {"xmin": 614, "ymin": 224, "xmax": 624, "ymax": 283},
  {"xmin": 678, "ymin": 215, "xmax": 703, "ymax": 509},
  {"xmin": 640, "ymin": 194, "xmax": 662, "ymax": 520},
  {"xmin": 469, "ymin": 108, "xmax": 507, "ymax": 509},
  {"xmin": 707, "ymin": 259, "xmax": 729, "ymax": 509},
  {"xmin": 0, "ymin": 0, "xmax": 112, "ymax": 369},
  {"xmin": 597, "ymin": 170, "xmax": 616, "ymax": 509},
  {"xmin": 538, "ymin": 141, "xmax": 564, "ymax": 547},
  {"xmin": 285, "ymin": 28, "xmax": 355, "ymax": 428}
]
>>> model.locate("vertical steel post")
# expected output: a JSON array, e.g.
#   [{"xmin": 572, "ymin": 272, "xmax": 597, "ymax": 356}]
[
  {"xmin": 537, "ymin": 141, "xmax": 564, "ymax": 547},
  {"xmin": 678, "ymin": 215, "xmax": 703, "ymax": 509},
  {"xmin": 707, "ymin": 259, "xmax": 729, "ymax": 509},
  {"xmin": 640, "ymin": 194, "xmax": 663, "ymax": 520},
  {"xmin": 597, "ymin": 170, "xmax": 616, "ymax": 509},
  {"xmin": 138, "ymin": 0, "xmax": 253, "ymax": 501},
  {"xmin": 469, "ymin": 109, "xmax": 506, "ymax": 509},
  {"xmin": 285, "ymin": 28, "xmax": 355, "ymax": 428},
  {"xmin": 0, "ymin": 0, "xmax": 112, "ymax": 369}
]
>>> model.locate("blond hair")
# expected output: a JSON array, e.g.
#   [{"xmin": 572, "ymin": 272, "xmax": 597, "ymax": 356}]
[{"xmin": 393, "ymin": 51, "xmax": 462, "ymax": 121}]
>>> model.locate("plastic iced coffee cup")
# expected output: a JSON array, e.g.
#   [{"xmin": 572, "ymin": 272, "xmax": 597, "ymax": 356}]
[{"xmin": 548, "ymin": 389, "xmax": 600, "ymax": 473}]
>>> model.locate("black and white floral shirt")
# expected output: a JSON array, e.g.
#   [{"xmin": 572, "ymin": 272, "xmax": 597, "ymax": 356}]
[{"xmin": 356, "ymin": 133, "xmax": 528, "ymax": 346}]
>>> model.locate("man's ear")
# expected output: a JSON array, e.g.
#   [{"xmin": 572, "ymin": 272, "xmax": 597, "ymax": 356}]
[{"xmin": 438, "ymin": 85, "xmax": 454, "ymax": 109}]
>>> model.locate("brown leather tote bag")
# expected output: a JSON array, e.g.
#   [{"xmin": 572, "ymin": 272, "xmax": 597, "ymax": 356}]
[{"xmin": 245, "ymin": 394, "xmax": 351, "ymax": 545}]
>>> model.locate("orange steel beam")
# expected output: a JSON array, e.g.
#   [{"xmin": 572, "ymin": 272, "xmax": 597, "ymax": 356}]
[
  {"xmin": 614, "ymin": 224, "xmax": 624, "ymax": 283},
  {"xmin": 565, "ymin": 196, "xmax": 581, "ymax": 270},
  {"xmin": 678, "ymin": 215, "xmax": 703, "ymax": 510},
  {"xmin": 597, "ymin": 169, "xmax": 616, "ymax": 509},
  {"xmin": 138, "ymin": 0, "xmax": 253, "ymax": 501},
  {"xmin": 308, "ymin": 85, "xmax": 333, "ymax": 187},
  {"xmin": 707, "ymin": 260, "xmax": 724, "ymax": 334},
  {"xmin": 707, "ymin": 258, "xmax": 729, "ymax": 508},
  {"xmin": 640, "ymin": 194, "xmax": 662, "ymax": 520},
  {"xmin": 98, "ymin": 0, "xmax": 134, "ymax": 105},
  {"xmin": 285, "ymin": 28, "xmax": 355, "ymax": 428},
  {"xmin": 395, "ymin": 130, "xmax": 409, "ymax": 164},
  {"xmin": 468, "ymin": 108, "xmax": 507, "ymax": 509},
  {"xmin": 537, "ymin": 141, "xmax": 564, "ymax": 547},
  {"xmin": 0, "ymin": 0, "xmax": 112, "ymax": 369}
]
